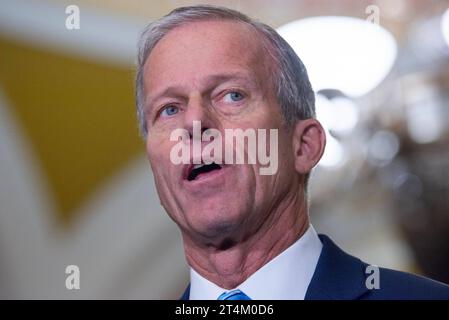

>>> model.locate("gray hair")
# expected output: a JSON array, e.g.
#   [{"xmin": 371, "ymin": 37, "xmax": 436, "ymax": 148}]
[{"xmin": 135, "ymin": 4, "xmax": 315, "ymax": 137}]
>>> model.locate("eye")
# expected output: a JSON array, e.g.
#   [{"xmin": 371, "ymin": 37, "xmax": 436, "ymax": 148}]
[
  {"xmin": 160, "ymin": 104, "xmax": 179, "ymax": 117},
  {"xmin": 223, "ymin": 91, "xmax": 244, "ymax": 103}
]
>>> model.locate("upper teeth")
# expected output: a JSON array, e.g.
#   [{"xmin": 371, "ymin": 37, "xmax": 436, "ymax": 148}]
[{"xmin": 193, "ymin": 164, "xmax": 205, "ymax": 169}]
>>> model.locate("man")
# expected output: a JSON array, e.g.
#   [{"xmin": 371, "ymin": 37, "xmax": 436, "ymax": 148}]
[{"xmin": 135, "ymin": 5, "xmax": 449, "ymax": 299}]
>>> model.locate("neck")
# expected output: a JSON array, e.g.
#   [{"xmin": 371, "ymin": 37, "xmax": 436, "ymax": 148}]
[{"xmin": 182, "ymin": 192, "xmax": 309, "ymax": 289}]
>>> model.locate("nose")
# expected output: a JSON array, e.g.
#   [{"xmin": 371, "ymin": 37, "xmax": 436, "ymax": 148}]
[{"xmin": 183, "ymin": 93, "xmax": 217, "ymax": 139}]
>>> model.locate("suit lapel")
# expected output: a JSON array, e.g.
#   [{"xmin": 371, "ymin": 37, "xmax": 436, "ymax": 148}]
[
  {"xmin": 305, "ymin": 234, "xmax": 369, "ymax": 300},
  {"xmin": 180, "ymin": 284, "xmax": 190, "ymax": 300}
]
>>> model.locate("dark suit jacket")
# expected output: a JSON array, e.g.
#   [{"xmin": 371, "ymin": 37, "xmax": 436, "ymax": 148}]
[{"xmin": 180, "ymin": 234, "xmax": 449, "ymax": 300}]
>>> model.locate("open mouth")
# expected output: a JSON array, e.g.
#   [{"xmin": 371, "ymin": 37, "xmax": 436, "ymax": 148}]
[{"xmin": 186, "ymin": 162, "xmax": 222, "ymax": 181}]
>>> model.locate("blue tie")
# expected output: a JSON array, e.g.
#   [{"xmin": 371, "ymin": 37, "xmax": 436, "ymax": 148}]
[{"xmin": 217, "ymin": 289, "xmax": 252, "ymax": 300}]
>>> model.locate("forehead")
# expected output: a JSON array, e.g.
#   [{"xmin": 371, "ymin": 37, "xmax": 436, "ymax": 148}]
[{"xmin": 143, "ymin": 20, "xmax": 271, "ymax": 91}]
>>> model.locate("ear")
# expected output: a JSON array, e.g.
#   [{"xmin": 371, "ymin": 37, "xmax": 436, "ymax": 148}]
[{"xmin": 292, "ymin": 119, "xmax": 326, "ymax": 174}]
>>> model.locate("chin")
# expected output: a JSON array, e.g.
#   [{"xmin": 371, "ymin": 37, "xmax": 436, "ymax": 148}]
[{"xmin": 185, "ymin": 205, "xmax": 244, "ymax": 240}]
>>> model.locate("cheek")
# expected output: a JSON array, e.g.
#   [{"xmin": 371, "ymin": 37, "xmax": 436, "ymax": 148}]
[
  {"xmin": 146, "ymin": 126, "xmax": 174, "ymax": 153},
  {"xmin": 146, "ymin": 123, "xmax": 183, "ymax": 158},
  {"xmin": 145, "ymin": 139, "xmax": 157, "ymax": 165},
  {"xmin": 146, "ymin": 137, "xmax": 170, "ymax": 172},
  {"xmin": 146, "ymin": 139, "xmax": 175, "ymax": 204}
]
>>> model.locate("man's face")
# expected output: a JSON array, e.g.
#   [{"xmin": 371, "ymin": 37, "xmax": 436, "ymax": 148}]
[{"xmin": 143, "ymin": 20, "xmax": 300, "ymax": 244}]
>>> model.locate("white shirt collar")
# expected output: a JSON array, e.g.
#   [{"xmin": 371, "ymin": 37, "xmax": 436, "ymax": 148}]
[{"xmin": 189, "ymin": 224, "xmax": 323, "ymax": 300}]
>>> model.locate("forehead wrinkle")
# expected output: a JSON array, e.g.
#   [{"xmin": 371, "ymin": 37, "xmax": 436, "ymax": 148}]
[
  {"xmin": 143, "ymin": 20, "xmax": 277, "ymax": 109},
  {"xmin": 148, "ymin": 20, "xmax": 267, "ymax": 72}
]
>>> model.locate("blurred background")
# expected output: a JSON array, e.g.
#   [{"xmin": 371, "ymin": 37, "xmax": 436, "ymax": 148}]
[{"xmin": 0, "ymin": 0, "xmax": 448, "ymax": 299}]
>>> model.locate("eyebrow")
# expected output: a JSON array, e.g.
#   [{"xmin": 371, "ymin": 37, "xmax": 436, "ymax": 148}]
[{"xmin": 144, "ymin": 72, "xmax": 256, "ymax": 112}]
